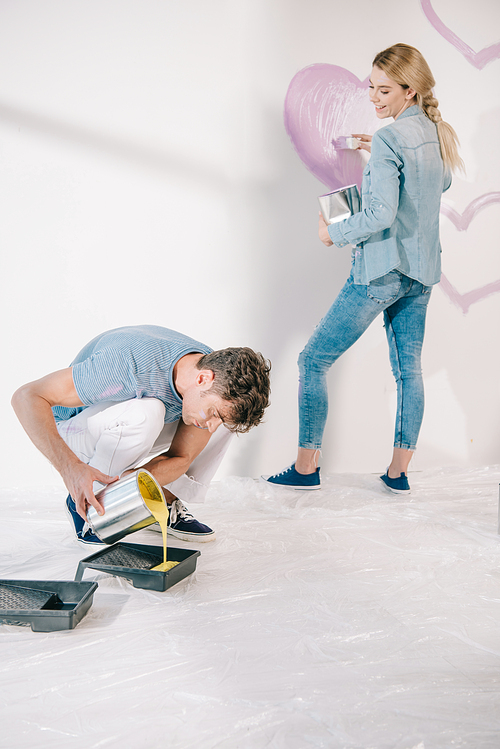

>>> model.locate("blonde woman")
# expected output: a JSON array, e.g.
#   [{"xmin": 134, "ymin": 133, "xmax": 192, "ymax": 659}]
[{"xmin": 263, "ymin": 44, "xmax": 462, "ymax": 494}]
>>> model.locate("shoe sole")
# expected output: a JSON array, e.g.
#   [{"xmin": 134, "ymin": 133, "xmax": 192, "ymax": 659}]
[
  {"xmin": 260, "ymin": 476, "xmax": 320, "ymax": 491},
  {"xmin": 379, "ymin": 476, "xmax": 411, "ymax": 495},
  {"xmin": 77, "ymin": 536, "xmax": 106, "ymax": 546},
  {"xmin": 169, "ymin": 528, "xmax": 216, "ymax": 543}
]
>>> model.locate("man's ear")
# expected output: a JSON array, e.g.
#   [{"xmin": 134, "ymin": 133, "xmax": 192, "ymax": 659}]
[{"xmin": 196, "ymin": 369, "xmax": 215, "ymax": 389}]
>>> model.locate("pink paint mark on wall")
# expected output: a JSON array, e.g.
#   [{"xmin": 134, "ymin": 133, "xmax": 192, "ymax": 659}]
[
  {"xmin": 439, "ymin": 192, "xmax": 500, "ymax": 313},
  {"xmin": 439, "ymin": 273, "xmax": 500, "ymax": 315},
  {"xmin": 420, "ymin": 0, "xmax": 500, "ymax": 69},
  {"xmin": 440, "ymin": 192, "xmax": 500, "ymax": 231},
  {"xmin": 284, "ymin": 64, "xmax": 379, "ymax": 191}
]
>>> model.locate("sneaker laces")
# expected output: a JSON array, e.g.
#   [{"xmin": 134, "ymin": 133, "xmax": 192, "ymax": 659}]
[
  {"xmin": 273, "ymin": 465, "xmax": 294, "ymax": 478},
  {"xmin": 168, "ymin": 499, "xmax": 194, "ymax": 525},
  {"xmin": 81, "ymin": 521, "xmax": 92, "ymax": 537},
  {"xmin": 273, "ymin": 452, "xmax": 322, "ymax": 479}
]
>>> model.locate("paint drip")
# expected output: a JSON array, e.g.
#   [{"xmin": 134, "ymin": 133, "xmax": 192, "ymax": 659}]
[{"xmin": 137, "ymin": 473, "xmax": 179, "ymax": 572}]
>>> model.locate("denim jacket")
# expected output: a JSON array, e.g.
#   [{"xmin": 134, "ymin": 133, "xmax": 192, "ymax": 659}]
[{"xmin": 328, "ymin": 105, "xmax": 451, "ymax": 286}]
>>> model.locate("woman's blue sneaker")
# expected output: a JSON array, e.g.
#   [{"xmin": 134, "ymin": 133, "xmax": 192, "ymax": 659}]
[
  {"xmin": 260, "ymin": 464, "xmax": 321, "ymax": 491},
  {"xmin": 65, "ymin": 495, "xmax": 105, "ymax": 545},
  {"xmin": 380, "ymin": 471, "xmax": 410, "ymax": 494}
]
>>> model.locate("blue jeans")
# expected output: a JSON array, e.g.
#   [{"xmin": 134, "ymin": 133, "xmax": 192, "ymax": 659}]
[{"xmin": 298, "ymin": 270, "xmax": 432, "ymax": 451}]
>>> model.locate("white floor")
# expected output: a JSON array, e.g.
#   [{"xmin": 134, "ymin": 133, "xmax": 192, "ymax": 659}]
[{"xmin": 1, "ymin": 466, "xmax": 500, "ymax": 749}]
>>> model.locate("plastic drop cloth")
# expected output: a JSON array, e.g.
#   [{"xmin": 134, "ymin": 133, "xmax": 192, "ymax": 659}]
[{"xmin": 1, "ymin": 466, "xmax": 500, "ymax": 749}]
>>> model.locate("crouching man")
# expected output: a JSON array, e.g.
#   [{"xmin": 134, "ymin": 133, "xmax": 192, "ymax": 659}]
[{"xmin": 12, "ymin": 325, "xmax": 271, "ymax": 545}]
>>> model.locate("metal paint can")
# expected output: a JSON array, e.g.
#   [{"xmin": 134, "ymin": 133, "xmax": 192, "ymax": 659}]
[
  {"xmin": 87, "ymin": 470, "xmax": 163, "ymax": 544},
  {"xmin": 318, "ymin": 184, "xmax": 361, "ymax": 225}
]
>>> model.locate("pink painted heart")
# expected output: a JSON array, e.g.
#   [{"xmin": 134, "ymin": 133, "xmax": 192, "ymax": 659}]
[
  {"xmin": 440, "ymin": 192, "xmax": 500, "ymax": 231},
  {"xmin": 284, "ymin": 64, "xmax": 379, "ymax": 191},
  {"xmin": 439, "ymin": 192, "xmax": 500, "ymax": 313},
  {"xmin": 420, "ymin": 0, "xmax": 500, "ymax": 69},
  {"xmin": 439, "ymin": 273, "xmax": 500, "ymax": 314}
]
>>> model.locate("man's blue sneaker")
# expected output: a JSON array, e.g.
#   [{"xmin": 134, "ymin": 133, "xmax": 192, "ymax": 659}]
[
  {"xmin": 65, "ymin": 495, "xmax": 105, "ymax": 545},
  {"xmin": 380, "ymin": 471, "xmax": 411, "ymax": 495},
  {"xmin": 150, "ymin": 499, "xmax": 215, "ymax": 543},
  {"xmin": 260, "ymin": 464, "xmax": 321, "ymax": 491}
]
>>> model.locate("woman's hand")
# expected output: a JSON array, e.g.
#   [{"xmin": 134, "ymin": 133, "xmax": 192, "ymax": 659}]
[
  {"xmin": 318, "ymin": 213, "xmax": 333, "ymax": 246},
  {"xmin": 352, "ymin": 133, "xmax": 372, "ymax": 153}
]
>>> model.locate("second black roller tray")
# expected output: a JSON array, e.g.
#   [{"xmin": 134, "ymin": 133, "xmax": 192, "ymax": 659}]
[
  {"xmin": 0, "ymin": 580, "xmax": 98, "ymax": 632},
  {"xmin": 75, "ymin": 542, "xmax": 200, "ymax": 591}
]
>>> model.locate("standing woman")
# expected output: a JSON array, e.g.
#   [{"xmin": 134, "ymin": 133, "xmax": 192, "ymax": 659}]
[{"xmin": 262, "ymin": 43, "xmax": 463, "ymax": 494}]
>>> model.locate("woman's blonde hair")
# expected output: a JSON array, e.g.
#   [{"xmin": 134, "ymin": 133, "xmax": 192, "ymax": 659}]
[{"xmin": 373, "ymin": 43, "xmax": 464, "ymax": 173}]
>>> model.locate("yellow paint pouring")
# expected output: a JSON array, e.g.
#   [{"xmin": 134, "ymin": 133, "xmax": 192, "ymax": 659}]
[{"xmin": 137, "ymin": 472, "xmax": 179, "ymax": 573}]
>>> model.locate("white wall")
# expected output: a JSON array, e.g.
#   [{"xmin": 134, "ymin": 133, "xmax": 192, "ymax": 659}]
[{"xmin": 1, "ymin": 0, "xmax": 499, "ymax": 488}]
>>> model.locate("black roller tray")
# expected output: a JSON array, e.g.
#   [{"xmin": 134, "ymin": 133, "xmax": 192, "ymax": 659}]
[
  {"xmin": 0, "ymin": 580, "xmax": 98, "ymax": 632},
  {"xmin": 75, "ymin": 542, "xmax": 200, "ymax": 592}
]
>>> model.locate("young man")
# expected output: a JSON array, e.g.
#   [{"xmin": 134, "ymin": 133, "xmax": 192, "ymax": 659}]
[{"xmin": 12, "ymin": 325, "xmax": 271, "ymax": 545}]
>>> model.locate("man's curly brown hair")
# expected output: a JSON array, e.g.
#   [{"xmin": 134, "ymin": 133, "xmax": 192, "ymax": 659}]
[{"xmin": 196, "ymin": 347, "xmax": 271, "ymax": 434}]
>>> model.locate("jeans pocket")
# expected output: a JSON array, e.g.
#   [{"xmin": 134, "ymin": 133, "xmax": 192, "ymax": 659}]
[{"xmin": 366, "ymin": 271, "xmax": 402, "ymax": 304}]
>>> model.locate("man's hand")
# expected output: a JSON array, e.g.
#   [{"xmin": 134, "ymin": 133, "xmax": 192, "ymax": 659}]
[
  {"xmin": 352, "ymin": 133, "xmax": 372, "ymax": 153},
  {"xmin": 63, "ymin": 461, "xmax": 118, "ymax": 520},
  {"xmin": 319, "ymin": 212, "xmax": 333, "ymax": 246}
]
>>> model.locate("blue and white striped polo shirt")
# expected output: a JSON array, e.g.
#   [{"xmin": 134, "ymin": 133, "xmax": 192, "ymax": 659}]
[{"xmin": 52, "ymin": 325, "xmax": 212, "ymax": 424}]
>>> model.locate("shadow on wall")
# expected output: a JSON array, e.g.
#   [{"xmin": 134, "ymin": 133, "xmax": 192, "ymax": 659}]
[
  {"xmin": 433, "ymin": 106, "xmax": 500, "ymax": 466},
  {"xmin": 225, "ymin": 102, "xmax": 352, "ymax": 477},
  {"xmin": 0, "ymin": 97, "xmax": 367, "ymax": 478},
  {"xmin": 0, "ymin": 101, "xmax": 231, "ymax": 193}
]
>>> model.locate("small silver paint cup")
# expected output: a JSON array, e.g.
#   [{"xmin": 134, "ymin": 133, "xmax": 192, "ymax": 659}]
[
  {"xmin": 318, "ymin": 184, "xmax": 361, "ymax": 225},
  {"xmin": 332, "ymin": 136, "xmax": 360, "ymax": 150},
  {"xmin": 87, "ymin": 470, "xmax": 164, "ymax": 544}
]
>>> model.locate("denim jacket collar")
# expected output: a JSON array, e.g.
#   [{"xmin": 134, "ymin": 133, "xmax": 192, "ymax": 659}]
[{"xmin": 396, "ymin": 104, "xmax": 422, "ymax": 121}]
